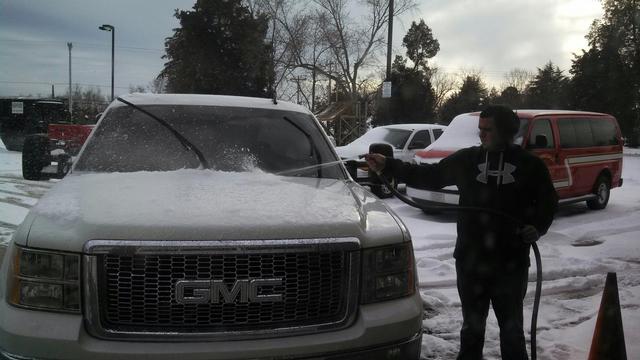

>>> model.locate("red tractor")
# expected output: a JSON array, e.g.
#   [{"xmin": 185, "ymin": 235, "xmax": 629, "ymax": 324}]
[{"xmin": 0, "ymin": 98, "xmax": 97, "ymax": 180}]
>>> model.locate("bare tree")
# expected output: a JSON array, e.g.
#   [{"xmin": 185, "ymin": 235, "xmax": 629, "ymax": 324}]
[
  {"xmin": 280, "ymin": 0, "xmax": 414, "ymax": 100},
  {"xmin": 430, "ymin": 67, "xmax": 459, "ymax": 111},
  {"xmin": 502, "ymin": 68, "xmax": 533, "ymax": 94},
  {"xmin": 129, "ymin": 85, "xmax": 147, "ymax": 93},
  {"xmin": 148, "ymin": 77, "xmax": 167, "ymax": 94}
]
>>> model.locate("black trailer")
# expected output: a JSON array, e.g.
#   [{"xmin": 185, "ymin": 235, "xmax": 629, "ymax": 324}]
[{"xmin": 0, "ymin": 98, "xmax": 66, "ymax": 151}]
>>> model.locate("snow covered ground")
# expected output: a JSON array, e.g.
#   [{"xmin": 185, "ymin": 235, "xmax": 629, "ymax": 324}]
[
  {"xmin": 0, "ymin": 142, "xmax": 638, "ymax": 359},
  {"xmin": 388, "ymin": 150, "xmax": 640, "ymax": 359}
]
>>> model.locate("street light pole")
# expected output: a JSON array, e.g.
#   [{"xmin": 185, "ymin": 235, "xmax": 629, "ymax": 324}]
[
  {"xmin": 99, "ymin": 24, "xmax": 115, "ymax": 101},
  {"xmin": 67, "ymin": 42, "xmax": 73, "ymax": 121}
]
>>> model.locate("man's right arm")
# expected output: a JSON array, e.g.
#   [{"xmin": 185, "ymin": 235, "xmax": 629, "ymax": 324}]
[{"xmin": 368, "ymin": 150, "xmax": 466, "ymax": 190}]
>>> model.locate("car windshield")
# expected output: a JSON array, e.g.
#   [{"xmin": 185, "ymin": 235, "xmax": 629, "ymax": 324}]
[
  {"xmin": 74, "ymin": 104, "xmax": 343, "ymax": 179},
  {"xmin": 351, "ymin": 127, "xmax": 412, "ymax": 149}
]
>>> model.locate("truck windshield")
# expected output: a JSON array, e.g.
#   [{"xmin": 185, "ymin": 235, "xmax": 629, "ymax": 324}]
[{"xmin": 74, "ymin": 105, "xmax": 344, "ymax": 179}]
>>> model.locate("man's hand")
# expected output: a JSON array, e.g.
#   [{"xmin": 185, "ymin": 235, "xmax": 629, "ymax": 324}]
[
  {"xmin": 518, "ymin": 225, "xmax": 539, "ymax": 244},
  {"xmin": 363, "ymin": 153, "xmax": 386, "ymax": 173}
]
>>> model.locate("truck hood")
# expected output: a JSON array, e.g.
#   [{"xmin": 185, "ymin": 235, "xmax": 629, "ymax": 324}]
[{"xmin": 22, "ymin": 169, "xmax": 406, "ymax": 252}]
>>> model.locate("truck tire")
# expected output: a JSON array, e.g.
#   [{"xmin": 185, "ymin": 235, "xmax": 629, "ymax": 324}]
[
  {"xmin": 22, "ymin": 134, "xmax": 49, "ymax": 181},
  {"xmin": 369, "ymin": 143, "xmax": 395, "ymax": 199},
  {"xmin": 586, "ymin": 174, "xmax": 611, "ymax": 210}
]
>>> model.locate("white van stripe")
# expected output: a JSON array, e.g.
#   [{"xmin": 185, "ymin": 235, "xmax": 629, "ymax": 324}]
[
  {"xmin": 557, "ymin": 152, "xmax": 622, "ymax": 188},
  {"xmin": 554, "ymin": 181, "xmax": 570, "ymax": 189},
  {"xmin": 566, "ymin": 153, "xmax": 623, "ymax": 165}
]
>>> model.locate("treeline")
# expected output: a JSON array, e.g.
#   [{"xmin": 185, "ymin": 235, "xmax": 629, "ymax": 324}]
[
  {"xmin": 152, "ymin": 0, "xmax": 638, "ymax": 143},
  {"xmin": 376, "ymin": 0, "xmax": 639, "ymax": 146}
]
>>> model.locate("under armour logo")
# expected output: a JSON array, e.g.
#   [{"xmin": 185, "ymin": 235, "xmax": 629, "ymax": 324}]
[{"xmin": 476, "ymin": 162, "xmax": 516, "ymax": 185}]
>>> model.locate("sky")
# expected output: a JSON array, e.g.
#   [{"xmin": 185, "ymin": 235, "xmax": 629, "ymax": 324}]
[{"xmin": 0, "ymin": 0, "xmax": 604, "ymax": 99}]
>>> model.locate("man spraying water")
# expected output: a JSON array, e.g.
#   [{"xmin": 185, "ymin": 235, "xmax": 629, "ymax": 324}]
[{"xmin": 365, "ymin": 105, "xmax": 558, "ymax": 359}]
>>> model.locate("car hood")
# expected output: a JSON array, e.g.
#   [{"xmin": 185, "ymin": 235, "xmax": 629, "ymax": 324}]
[{"xmin": 21, "ymin": 169, "xmax": 407, "ymax": 252}]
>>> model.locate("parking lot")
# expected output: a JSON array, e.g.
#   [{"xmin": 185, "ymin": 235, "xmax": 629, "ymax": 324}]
[{"xmin": 1, "ymin": 146, "xmax": 639, "ymax": 359}]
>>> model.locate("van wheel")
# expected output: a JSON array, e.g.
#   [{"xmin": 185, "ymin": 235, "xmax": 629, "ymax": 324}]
[{"xmin": 587, "ymin": 175, "xmax": 610, "ymax": 210}]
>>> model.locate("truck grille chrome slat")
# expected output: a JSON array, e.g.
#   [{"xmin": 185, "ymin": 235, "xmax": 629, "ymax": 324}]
[{"xmin": 83, "ymin": 239, "xmax": 360, "ymax": 341}]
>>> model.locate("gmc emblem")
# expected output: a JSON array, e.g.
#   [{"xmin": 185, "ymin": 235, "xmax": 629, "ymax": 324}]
[{"xmin": 175, "ymin": 279, "xmax": 283, "ymax": 304}]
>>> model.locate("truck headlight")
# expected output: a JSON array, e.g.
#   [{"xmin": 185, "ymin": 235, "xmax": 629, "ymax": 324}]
[
  {"xmin": 8, "ymin": 246, "xmax": 80, "ymax": 312},
  {"xmin": 361, "ymin": 242, "xmax": 416, "ymax": 304}
]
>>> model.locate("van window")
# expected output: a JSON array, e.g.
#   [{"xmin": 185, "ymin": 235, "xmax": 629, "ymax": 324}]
[
  {"xmin": 590, "ymin": 118, "xmax": 618, "ymax": 146},
  {"xmin": 527, "ymin": 119, "xmax": 554, "ymax": 149},
  {"xmin": 558, "ymin": 118, "xmax": 594, "ymax": 148},
  {"xmin": 408, "ymin": 130, "xmax": 431, "ymax": 149},
  {"xmin": 433, "ymin": 128, "xmax": 444, "ymax": 140},
  {"xmin": 513, "ymin": 119, "xmax": 530, "ymax": 145}
]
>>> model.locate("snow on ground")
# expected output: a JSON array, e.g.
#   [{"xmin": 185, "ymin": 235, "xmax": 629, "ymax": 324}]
[
  {"xmin": 0, "ymin": 145, "xmax": 638, "ymax": 359},
  {"xmin": 387, "ymin": 150, "xmax": 640, "ymax": 359}
]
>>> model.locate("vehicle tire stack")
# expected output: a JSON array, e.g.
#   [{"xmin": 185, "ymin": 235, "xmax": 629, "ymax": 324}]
[{"xmin": 22, "ymin": 134, "xmax": 50, "ymax": 181}]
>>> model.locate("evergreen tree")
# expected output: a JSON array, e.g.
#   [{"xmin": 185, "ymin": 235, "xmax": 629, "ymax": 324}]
[
  {"xmin": 499, "ymin": 86, "xmax": 523, "ymax": 109},
  {"xmin": 159, "ymin": 0, "xmax": 274, "ymax": 97},
  {"xmin": 524, "ymin": 62, "xmax": 569, "ymax": 109},
  {"xmin": 569, "ymin": 0, "xmax": 639, "ymax": 145},
  {"xmin": 375, "ymin": 56, "xmax": 436, "ymax": 125},
  {"xmin": 403, "ymin": 19, "xmax": 440, "ymax": 72},
  {"xmin": 438, "ymin": 75, "xmax": 488, "ymax": 124}
]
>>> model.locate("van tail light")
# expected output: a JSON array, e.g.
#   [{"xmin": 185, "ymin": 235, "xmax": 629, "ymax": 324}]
[{"xmin": 415, "ymin": 150, "xmax": 452, "ymax": 159}]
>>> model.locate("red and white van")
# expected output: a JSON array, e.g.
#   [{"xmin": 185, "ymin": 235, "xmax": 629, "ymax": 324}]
[{"xmin": 409, "ymin": 110, "xmax": 623, "ymax": 210}]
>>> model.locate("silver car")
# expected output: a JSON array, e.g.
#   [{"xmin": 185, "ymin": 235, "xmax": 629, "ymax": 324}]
[{"xmin": 0, "ymin": 94, "xmax": 422, "ymax": 360}]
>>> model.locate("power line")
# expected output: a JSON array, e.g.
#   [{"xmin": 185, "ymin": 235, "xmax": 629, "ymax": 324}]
[
  {"xmin": 0, "ymin": 39, "xmax": 164, "ymax": 53},
  {"xmin": 0, "ymin": 80, "xmax": 131, "ymax": 90}
]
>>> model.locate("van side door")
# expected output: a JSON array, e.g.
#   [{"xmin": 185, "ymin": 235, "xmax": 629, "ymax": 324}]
[{"xmin": 525, "ymin": 118, "xmax": 564, "ymax": 193}]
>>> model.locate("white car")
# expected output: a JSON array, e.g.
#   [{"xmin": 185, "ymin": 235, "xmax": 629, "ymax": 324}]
[{"xmin": 335, "ymin": 123, "xmax": 446, "ymax": 163}]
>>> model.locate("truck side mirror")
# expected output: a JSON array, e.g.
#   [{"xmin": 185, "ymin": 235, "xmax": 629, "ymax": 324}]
[{"xmin": 534, "ymin": 134, "xmax": 548, "ymax": 148}]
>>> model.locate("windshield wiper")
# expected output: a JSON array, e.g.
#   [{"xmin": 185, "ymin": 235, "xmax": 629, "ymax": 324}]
[
  {"xmin": 282, "ymin": 116, "xmax": 322, "ymax": 177},
  {"xmin": 116, "ymin": 97, "xmax": 210, "ymax": 169}
]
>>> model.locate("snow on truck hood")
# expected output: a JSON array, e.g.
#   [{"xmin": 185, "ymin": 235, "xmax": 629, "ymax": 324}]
[{"xmin": 22, "ymin": 169, "xmax": 404, "ymax": 252}]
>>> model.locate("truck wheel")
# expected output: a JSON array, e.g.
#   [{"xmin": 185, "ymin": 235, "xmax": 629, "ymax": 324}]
[
  {"xmin": 22, "ymin": 134, "xmax": 49, "ymax": 181},
  {"xmin": 587, "ymin": 175, "xmax": 610, "ymax": 210}
]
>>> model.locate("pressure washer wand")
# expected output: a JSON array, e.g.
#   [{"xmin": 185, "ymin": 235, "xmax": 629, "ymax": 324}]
[{"xmin": 369, "ymin": 169, "xmax": 543, "ymax": 360}]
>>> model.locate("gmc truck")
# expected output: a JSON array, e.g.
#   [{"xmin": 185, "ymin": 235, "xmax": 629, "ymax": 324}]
[{"xmin": 0, "ymin": 94, "xmax": 422, "ymax": 359}]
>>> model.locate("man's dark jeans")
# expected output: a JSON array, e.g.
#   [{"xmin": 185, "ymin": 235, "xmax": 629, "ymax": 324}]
[{"xmin": 456, "ymin": 261, "xmax": 529, "ymax": 360}]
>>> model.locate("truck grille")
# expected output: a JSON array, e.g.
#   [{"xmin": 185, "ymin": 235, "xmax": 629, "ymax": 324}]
[{"xmin": 85, "ymin": 239, "xmax": 359, "ymax": 339}]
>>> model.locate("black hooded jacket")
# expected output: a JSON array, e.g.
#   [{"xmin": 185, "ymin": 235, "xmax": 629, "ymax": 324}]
[{"xmin": 386, "ymin": 145, "xmax": 558, "ymax": 273}]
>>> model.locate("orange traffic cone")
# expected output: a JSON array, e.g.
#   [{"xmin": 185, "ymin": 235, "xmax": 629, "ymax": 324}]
[{"xmin": 588, "ymin": 272, "xmax": 627, "ymax": 360}]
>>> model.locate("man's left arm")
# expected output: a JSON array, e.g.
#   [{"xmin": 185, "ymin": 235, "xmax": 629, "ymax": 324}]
[{"xmin": 530, "ymin": 158, "xmax": 558, "ymax": 237}]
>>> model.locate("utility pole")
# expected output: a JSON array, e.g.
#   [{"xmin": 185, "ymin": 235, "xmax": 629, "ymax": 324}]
[
  {"xmin": 67, "ymin": 42, "xmax": 73, "ymax": 121},
  {"xmin": 328, "ymin": 63, "xmax": 332, "ymax": 105},
  {"xmin": 290, "ymin": 76, "xmax": 307, "ymax": 105},
  {"xmin": 386, "ymin": 0, "xmax": 394, "ymax": 81},
  {"xmin": 51, "ymin": 84, "xmax": 55, "ymax": 98}
]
